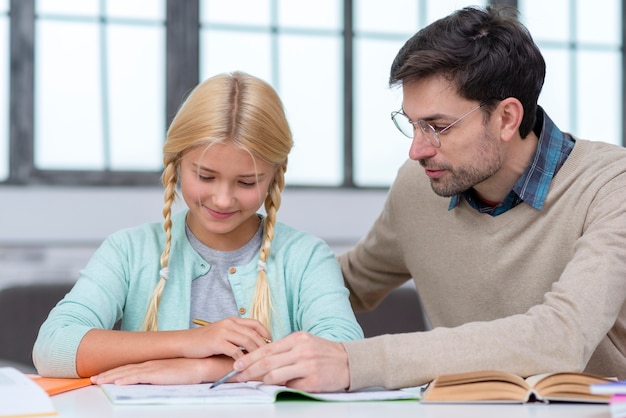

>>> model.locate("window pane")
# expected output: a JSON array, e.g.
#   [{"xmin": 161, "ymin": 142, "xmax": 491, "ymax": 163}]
[
  {"xmin": 577, "ymin": 50, "xmax": 621, "ymax": 146},
  {"xmin": 200, "ymin": 31, "xmax": 272, "ymax": 81},
  {"xmin": 355, "ymin": 0, "xmax": 419, "ymax": 33},
  {"xmin": 106, "ymin": 0, "xmax": 165, "ymax": 20},
  {"xmin": 278, "ymin": 0, "xmax": 341, "ymax": 30},
  {"xmin": 34, "ymin": 2, "xmax": 166, "ymax": 171},
  {"xmin": 521, "ymin": 0, "xmax": 622, "ymax": 147},
  {"xmin": 354, "ymin": 38, "xmax": 408, "ymax": 186},
  {"xmin": 201, "ymin": 0, "xmax": 271, "ymax": 26},
  {"xmin": 577, "ymin": 0, "xmax": 620, "ymax": 44},
  {"xmin": 279, "ymin": 35, "xmax": 342, "ymax": 186},
  {"xmin": 0, "ymin": 2, "xmax": 7, "ymax": 181},
  {"xmin": 35, "ymin": 21, "xmax": 104, "ymax": 169},
  {"xmin": 519, "ymin": 0, "xmax": 570, "ymax": 43},
  {"xmin": 36, "ymin": 0, "xmax": 100, "ymax": 16},
  {"xmin": 538, "ymin": 49, "xmax": 571, "ymax": 130},
  {"xmin": 107, "ymin": 24, "xmax": 165, "ymax": 170},
  {"xmin": 426, "ymin": 0, "xmax": 487, "ymax": 23}
]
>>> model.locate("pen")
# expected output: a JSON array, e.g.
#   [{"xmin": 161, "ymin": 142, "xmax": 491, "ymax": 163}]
[
  {"xmin": 210, "ymin": 369, "xmax": 241, "ymax": 389},
  {"xmin": 192, "ymin": 318, "xmax": 210, "ymax": 327},
  {"xmin": 192, "ymin": 317, "xmax": 272, "ymax": 343}
]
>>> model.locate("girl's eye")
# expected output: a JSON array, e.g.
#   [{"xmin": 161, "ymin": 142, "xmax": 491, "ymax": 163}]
[
  {"xmin": 239, "ymin": 181, "xmax": 256, "ymax": 187},
  {"xmin": 198, "ymin": 175, "xmax": 214, "ymax": 181}
]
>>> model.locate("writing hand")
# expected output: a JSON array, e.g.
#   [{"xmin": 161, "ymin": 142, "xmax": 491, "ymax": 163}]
[{"xmin": 184, "ymin": 316, "xmax": 271, "ymax": 360}]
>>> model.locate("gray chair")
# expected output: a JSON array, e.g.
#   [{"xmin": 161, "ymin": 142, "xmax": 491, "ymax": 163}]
[
  {"xmin": 0, "ymin": 283, "xmax": 73, "ymax": 373},
  {"xmin": 354, "ymin": 284, "xmax": 429, "ymax": 337}
]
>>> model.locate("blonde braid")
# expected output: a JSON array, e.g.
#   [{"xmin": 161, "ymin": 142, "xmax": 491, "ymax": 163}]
[
  {"xmin": 141, "ymin": 160, "xmax": 178, "ymax": 331},
  {"xmin": 249, "ymin": 165, "xmax": 285, "ymax": 330}
]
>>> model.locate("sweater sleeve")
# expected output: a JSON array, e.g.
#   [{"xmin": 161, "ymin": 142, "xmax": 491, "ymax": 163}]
[
  {"xmin": 32, "ymin": 234, "xmax": 131, "ymax": 377},
  {"xmin": 292, "ymin": 237, "xmax": 364, "ymax": 342},
  {"xmin": 342, "ymin": 153, "xmax": 626, "ymax": 391}
]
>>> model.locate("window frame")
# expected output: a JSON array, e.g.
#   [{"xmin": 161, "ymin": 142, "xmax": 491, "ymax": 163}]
[
  {"xmin": 4, "ymin": 0, "xmax": 625, "ymax": 187},
  {"xmin": 7, "ymin": 0, "xmax": 193, "ymax": 186}
]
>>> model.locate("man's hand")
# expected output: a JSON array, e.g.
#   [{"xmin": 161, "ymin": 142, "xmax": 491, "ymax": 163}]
[{"xmin": 233, "ymin": 331, "xmax": 350, "ymax": 393}]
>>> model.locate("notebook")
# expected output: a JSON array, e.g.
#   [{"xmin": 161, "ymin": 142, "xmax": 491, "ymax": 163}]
[{"xmin": 100, "ymin": 381, "xmax": 420, "ymax": 404}]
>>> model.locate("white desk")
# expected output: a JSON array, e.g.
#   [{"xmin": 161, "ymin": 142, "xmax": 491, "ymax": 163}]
[{"xmin": 52, "ymin": 386, "xmax": 613, "ymax": 418}]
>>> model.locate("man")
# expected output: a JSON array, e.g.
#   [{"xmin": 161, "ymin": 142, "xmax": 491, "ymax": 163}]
[{"xmin": 234, "ymin": 5, "xmax": 626, "ymax": 391}]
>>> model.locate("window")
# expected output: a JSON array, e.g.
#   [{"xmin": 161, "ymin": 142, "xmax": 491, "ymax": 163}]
[
  {"xmin": 199, "ymin": 0, "xmax": 345, "ymax": 186},
  {"xmin": 35, "ymin": 0, "xmax": 165, "ymax": 172},
  {"xmin": 2, "ymin": 0, "xmax": 624, "ymax": 187},
  {"xmin": 519, "ymin": 0, "xmax": 622, "ymax": 146}
]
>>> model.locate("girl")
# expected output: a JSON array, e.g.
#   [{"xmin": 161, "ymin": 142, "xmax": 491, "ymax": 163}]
[{"xmin": 33, "ymin": 71, "xmax": 363, "ymax": 385}]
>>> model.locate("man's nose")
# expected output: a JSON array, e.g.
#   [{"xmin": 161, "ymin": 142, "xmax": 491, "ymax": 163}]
[{"xmin": 408, "ymin": 130, "xmax": 437, "ymax": 161}]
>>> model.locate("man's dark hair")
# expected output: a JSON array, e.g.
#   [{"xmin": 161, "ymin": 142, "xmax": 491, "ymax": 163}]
[{"xmin": 390, "ymin": 6, "xmax": 545, "ymax": 138}]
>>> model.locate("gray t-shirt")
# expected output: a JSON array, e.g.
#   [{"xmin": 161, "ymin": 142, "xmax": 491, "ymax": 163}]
[{"xmin": 187, "ymin": 220, "xmax": 263, "ymax": 328}]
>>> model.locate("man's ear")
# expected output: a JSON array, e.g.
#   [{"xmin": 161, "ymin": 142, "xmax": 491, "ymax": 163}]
[{"xmin": 496, "ymin": 97, "xmax": 524, "ymax": 142}]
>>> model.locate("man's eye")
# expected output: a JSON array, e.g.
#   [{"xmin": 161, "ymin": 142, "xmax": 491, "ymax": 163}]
[{"xmin": 430, "ymin": 124, "xmax": 448, "ymax": 133}]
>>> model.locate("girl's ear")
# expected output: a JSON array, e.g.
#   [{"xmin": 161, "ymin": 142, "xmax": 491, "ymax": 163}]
[{"xmin": 496, "ymin": 97, "xmax": 524, "ymax": 142}]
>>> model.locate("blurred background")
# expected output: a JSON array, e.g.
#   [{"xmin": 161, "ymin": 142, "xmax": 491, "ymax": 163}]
[{"xmin": 0, "ymin": 0, "xmax": 622, "ymax": 287}]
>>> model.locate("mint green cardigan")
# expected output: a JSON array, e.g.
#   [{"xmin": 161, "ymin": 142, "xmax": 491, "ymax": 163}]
[{"xmin": 34, "ymin": 210, "xmax": 363, "ymax": 377}]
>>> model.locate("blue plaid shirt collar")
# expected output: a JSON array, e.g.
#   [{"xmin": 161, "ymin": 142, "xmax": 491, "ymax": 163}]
[{"xmin": 449, "ymin": 108, "xmax": 573, "ymax": 214}]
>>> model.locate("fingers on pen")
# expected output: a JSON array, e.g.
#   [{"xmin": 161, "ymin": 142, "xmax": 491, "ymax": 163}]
[
  {"xmin": 228, "ymin": 316, "xmax": 272, "ymax": 342},
  {"xmin": 213, "ymin": 317, "xmax": 272, "ymax": 344}
]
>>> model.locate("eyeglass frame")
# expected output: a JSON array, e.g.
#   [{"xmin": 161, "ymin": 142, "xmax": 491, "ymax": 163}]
[{"xmin": 390, "ymin": 100, "xmax": 491, "ymax": 148}]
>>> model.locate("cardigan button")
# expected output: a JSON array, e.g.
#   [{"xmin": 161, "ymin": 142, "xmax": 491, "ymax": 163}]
[
  {"xmin": 229, "ymin": 267, "xmax": 236, "ymax": 274},
  {"xmin": 239, "ymin": 307, "xmax": 246, "ymax": 315}
]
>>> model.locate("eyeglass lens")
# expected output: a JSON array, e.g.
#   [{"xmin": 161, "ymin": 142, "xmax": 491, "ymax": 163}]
[{"xmin": 391, "ymin": 112, "xmax": 440, "ymax": 147}]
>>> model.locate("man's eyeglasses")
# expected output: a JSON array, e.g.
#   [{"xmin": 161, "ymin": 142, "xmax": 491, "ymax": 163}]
[{"xmin": 390, "ymin": 101, "xmax": 489, "ymax": 148}]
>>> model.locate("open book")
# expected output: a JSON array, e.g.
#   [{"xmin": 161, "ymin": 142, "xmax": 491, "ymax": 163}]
[
  {"xmin": 421, "ymin": 370, "xmax": 613, "ymax": 403},
  {"xmin": 0, "ymin": 367, "xmax": 57, "ymax": 417},
  {"xmin": 100, "ymin": 381, "xmax": 420, "ymax": 404}
]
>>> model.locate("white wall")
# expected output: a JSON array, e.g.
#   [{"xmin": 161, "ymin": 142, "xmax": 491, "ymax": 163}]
[{"xmin": 0, "ymin": 187, "xmax": 388, "ymax": 287}]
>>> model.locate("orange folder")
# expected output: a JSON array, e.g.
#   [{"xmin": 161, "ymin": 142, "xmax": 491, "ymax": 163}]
[{"xmin": 28, "ymin": 375, "xmax": 93, "ymax": 395}]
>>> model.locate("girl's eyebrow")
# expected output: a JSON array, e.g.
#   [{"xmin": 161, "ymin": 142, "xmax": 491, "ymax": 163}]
[{"xmin": 191, "ymin": 163, "xmax": 267, "ymax": 179}]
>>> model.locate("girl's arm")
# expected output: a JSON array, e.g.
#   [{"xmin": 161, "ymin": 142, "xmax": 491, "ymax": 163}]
[
  {"xmin": 76, "ymin": 317, "xmax": 270, "ymax": 377},
  {"xmin": 90, "ymin": 355, "xmax": 236, "ymax": 385}
]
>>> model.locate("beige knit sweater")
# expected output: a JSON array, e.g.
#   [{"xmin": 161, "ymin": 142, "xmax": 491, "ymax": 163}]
[{"xmin": 340, "ymin": 139, "xmax": 626, "ymax": 390}]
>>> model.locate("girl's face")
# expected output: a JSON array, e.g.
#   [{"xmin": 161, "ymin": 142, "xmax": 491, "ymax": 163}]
[{"xmin": 180, "ymin": 142, "xmax": 275, "ymax": 251}]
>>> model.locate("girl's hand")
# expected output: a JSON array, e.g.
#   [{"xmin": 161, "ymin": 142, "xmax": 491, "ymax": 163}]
[
  {"xmin": 181, "ymin": 316, "xmax": 271, "ymax": 360},
  {"xmin": 90, "ymin": 356, "xmax": 233, "ymax": 386}
]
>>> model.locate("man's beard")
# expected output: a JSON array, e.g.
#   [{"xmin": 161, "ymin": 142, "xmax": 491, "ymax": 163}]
[{"xmin": 423, "ymin": 131, "xmax": 502, "ymax": 197}]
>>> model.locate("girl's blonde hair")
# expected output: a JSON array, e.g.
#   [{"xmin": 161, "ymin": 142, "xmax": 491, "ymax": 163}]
[{"xmin": 141, "ymin": 71, "xmax": 293, "ymax": 332}]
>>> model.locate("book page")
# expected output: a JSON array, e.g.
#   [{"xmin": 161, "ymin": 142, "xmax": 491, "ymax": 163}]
[
  {"xmin": 101, "ymin": 382, "xmax": 274, "ymax": 404},
  {"xmin": 0, "ymin": 367, "xmax": 57, "ymax": 417},
  {"xmin": 255, "ymin": 383, "xmax": 421, "ymax": 401},
  {"xmin": 100, "ymin": 381, "xmax": 420, "ymax": 405},
  {"xmin": 528, "ymin": 372, "xmax": 612, "ymax": 402},
  {"xmin": 422, "ymin": 370, "xmax": 531, "ymax": 402}
]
